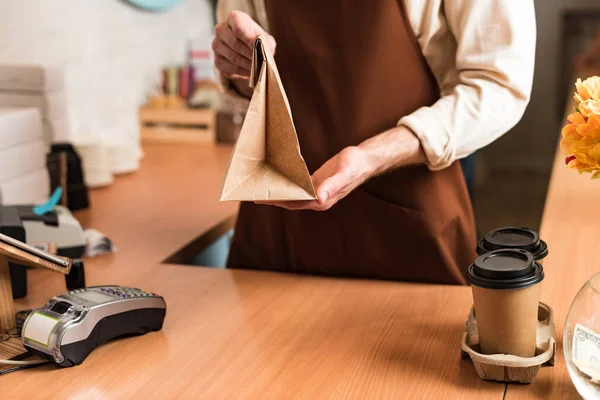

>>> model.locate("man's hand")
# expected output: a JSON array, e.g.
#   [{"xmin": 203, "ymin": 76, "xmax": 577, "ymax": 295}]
[
  {"xmin": 258, "ymin": 146, "xmax": 372, "ymax": 211},
  {"xmin": 212, "ymin": 11, "xmax": 276, "ymax": 87},
  {"xmin": 257, "ymin": 126, "xmax": 427, "ymax": 211}
]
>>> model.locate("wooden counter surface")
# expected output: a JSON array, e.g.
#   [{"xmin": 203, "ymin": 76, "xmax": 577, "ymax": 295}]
[
  {"xmin": 3, "ymin": 125, "xmax": 594, "ymax": 398},
  {"xmin": 1, "ymin": 143, "xmax": 504, "ymax": 399}
]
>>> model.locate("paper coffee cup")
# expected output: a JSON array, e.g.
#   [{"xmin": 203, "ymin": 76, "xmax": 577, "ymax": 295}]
[
  {"xmin": 477, "ymin": 227, "xmax": 548, "ymax": 264},
  {"xmin": 467, "ymin": 249, "xmax": 544, "ymax": 357}
]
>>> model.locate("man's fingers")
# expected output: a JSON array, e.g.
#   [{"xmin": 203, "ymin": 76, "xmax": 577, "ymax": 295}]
[
  {"xmin": 262, "ymin": 34, "xmax": 277, "ymax": 55},
  {"xmin": 252, "ymin": 145, "xmax": 367, "ymax": 212},
  {"xmin": 214, "ymin": 22, "xmax": 253, "ymax": 60},
  {"xmin": 215, "ymin": 55, "xmax": 251, "ymax": 79},
  {"xmin": 212, "ymin": 38, "xmax": 252, "ymax": 72},
  {"xmin": 213, "ymin": 20, "xmax": 252, "ymax": 79},
  {"xmin": 314, "ymin": 173, "xmax": 346, "ymax": 205},
  {"xmin": 227, "ymin": 10, "xmax": 264, "ymax": 48}
]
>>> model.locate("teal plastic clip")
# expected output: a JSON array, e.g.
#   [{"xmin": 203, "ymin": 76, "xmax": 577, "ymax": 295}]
[{"xmin": 33, "ymin": 187, "xmax": 63, "ymax": 216}]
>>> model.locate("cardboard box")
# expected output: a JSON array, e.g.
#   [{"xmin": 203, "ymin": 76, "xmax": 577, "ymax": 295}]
[
  {"xmin": 0, "ymin": 140, "xmax": 47, "ymax": 182},
  {"xmin": 0, "ymin": 91, "xmax": 67, "ymax": 120},
  {"xmin": 0, "ymin": 108, "xmax": 42, "ymax": 151},
  {"xmin": 0, "ymin": 169, "xmax": 50, "ymax": 206},
  {"xmin": 0, "ymin": 65, "xmax": 64, "ymax": 92}
]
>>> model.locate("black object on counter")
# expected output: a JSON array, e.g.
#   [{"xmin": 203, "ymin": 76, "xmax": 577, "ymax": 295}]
[
  {"xmin": 477, "ymin": 227, "xmax": 548, "ymax": 261},
  {"xmin": 467, "ymin": 249, "xmax": 544, "ymax": 290},
  {"xmin": 0, "ymin": 207, "xmax": 27, "ymax": 298},
  {"xmin": 65, "ymin": 259, "xmax": 86, "ymax": 291},
  {"xmin": 47, "ymin": 143, "xmax": 90, "ymax": 212},
  {"xmin": 15, "ymin": 309, "xmax": 33, "ymax": 330}
]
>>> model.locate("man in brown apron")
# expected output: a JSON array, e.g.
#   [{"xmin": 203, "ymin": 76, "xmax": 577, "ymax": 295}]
[{"xmin": 212, "ymin": 1, "xmax": 535, "ymax": 284}]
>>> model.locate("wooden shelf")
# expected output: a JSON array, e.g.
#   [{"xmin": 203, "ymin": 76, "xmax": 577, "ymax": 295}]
[{"xmin": 139, "ymin": 107, "xmax": 216, "ymax": 144}]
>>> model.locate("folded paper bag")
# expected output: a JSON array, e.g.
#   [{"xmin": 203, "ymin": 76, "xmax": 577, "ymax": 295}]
[{"xmin": 220, "ymin": 36, "xmax": 317, "ymax": 202}]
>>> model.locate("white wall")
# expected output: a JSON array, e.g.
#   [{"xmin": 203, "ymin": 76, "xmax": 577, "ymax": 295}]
[
  {"xmin": 0, "ymin": 0, "xmax": 214, "ymax": 142},
  {"xmin": 485, "ymin": 0, "xmax": 600, "ymax": 171}
]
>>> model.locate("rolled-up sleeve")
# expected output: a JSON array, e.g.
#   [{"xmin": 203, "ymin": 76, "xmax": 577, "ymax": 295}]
[{"xmin": 399, "ymin": 0, "xmax": 536, "ymax": 170}]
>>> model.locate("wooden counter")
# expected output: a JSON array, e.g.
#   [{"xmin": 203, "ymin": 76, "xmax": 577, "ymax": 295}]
[
  {"xmin": 0, "ymin": 134, "xmax": 591, "ymax": 398},
  {"xmin": 1, "ymin": 143, "xmax": 503, "ymax": 399}
]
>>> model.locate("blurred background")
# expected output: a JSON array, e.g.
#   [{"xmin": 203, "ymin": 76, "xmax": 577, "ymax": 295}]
[
  {"xmin": 474, "ymin": 0, "xmax": 600, "ymax": 234},
  {"xmin": 0, "ymin": 0, "xmax": 599, "ymax": 267}
]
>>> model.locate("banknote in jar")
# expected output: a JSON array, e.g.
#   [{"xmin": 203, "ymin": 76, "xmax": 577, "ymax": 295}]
[{"xmin": 573, "ymin": 324, "xmax": 600, "ymax": 382}]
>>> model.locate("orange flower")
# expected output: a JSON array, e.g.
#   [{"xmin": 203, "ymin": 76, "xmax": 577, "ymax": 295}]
[
  {"xmin": 575, "ymin": 77, "xmax": 600, "ymax": 103},
  {"xmin": 574, "ymin": 77, "xmax": 600, "ymax": 118},
  {"xmin": 560, "ymin": 112, "xmax": 600, "ymax": 179},
  {"xmin": 579, "ymin": 100, "xmax": 600, "ymax": 118}
]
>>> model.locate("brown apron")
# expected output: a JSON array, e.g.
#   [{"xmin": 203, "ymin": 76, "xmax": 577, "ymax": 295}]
[{"xmin": 227, "ymin": 0, "xmax": 477, "ymax": 284}]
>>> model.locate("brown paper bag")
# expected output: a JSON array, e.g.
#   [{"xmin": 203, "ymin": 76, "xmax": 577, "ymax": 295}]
[{"xmin": 220, "ymin": 36, "xmax": 317, "ymax": 201}]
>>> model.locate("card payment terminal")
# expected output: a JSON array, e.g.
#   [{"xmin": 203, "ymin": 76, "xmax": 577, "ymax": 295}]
[{"xmin": 22, "ymin": 286, "xmax": 166, "ymax": 367}]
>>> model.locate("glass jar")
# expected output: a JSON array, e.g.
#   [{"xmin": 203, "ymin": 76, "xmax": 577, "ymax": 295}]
[{"xmin": 564, "ymin": 272, "xmax": 600, "ymax": 399}]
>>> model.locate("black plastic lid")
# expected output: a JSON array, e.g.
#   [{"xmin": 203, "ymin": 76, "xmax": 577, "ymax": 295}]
[
  {"xmin": 477, "ymin": 227, "xmax": 548, "ymax": 260},
  {"xmin": 467, "ymin": 249, "xmax": 544, "ymax": 289}
]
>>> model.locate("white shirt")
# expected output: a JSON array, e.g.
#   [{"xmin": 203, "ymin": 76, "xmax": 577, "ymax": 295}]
[{"xmin": 217, "ymin": 0, "xmax": 536, "ymax": 170}]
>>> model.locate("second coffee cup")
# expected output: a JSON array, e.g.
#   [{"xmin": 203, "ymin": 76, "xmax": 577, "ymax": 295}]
[
  {"xmin": 467, "ymin": 249, "xmax": 544, "ymax": 357},
  {"xmin": 477, "ymin": 227, "xmax": 548, "ymax": 264}
]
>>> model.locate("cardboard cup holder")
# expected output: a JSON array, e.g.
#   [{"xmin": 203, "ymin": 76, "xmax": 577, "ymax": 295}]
[{"xmin": 460, "ymin": 302, "xmax": 555, "ymax": 383}]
